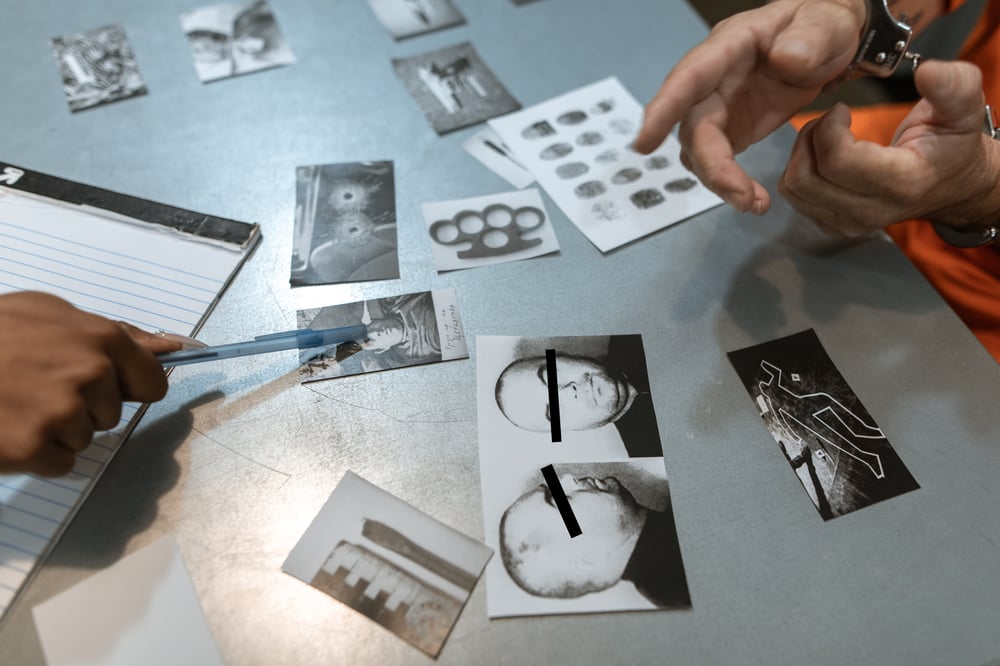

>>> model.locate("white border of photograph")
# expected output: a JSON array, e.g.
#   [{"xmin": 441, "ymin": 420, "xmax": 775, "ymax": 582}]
[
  {"xmin": 489, "ymin": 77, "xmax": 722, "ymax": 253},
  {"xmin": 422, "ymin": 189, "xmax": 558, "ymax": 272},
  {"xmin": 282, "ymin": 471, "xmax": 492, "ymax": 656},
  {"xmin": 33, "ymin": 537, "xmax": 223, "ymax": 666}
]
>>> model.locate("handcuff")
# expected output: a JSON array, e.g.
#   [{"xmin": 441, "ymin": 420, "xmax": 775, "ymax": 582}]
[{"xmin": 852, "ymin": 0, "xmax": 1000, "ymax": 247}]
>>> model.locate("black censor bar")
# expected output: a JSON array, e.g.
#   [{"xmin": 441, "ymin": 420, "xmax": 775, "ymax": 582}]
[
  {"xmin": 541, "ymin": 464, "xmax": 581, "ymax": 538},
  {"xmin": 545, "ymin": 348, "xmax": 561, "ymax": 442}
]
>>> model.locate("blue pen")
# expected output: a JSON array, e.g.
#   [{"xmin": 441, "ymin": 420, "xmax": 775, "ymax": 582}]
[{"xmin": 156, "ymin": 324, "xmax": 369, "ymax": 368}]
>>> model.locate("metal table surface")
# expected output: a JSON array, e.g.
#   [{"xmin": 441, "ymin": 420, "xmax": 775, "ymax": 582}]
[{"xmin": 2, "ymin": 1, "xmax": 999, "ymax": 664}]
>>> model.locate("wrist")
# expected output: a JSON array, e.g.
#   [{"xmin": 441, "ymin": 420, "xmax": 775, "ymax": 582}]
[{"xmin": 928, "ymin": 126, "xmax": 1000, "ymax": 247}]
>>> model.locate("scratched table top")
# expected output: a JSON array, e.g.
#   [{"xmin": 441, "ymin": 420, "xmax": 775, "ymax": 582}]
[{"xmin": 1, "ymin": 1, "xmax": 999, "ymax": 664}]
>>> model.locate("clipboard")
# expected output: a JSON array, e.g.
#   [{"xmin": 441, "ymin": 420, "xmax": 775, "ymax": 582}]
[{"xmin": 0, "ymin": 161, "xmax": 261, "ymax": 624}]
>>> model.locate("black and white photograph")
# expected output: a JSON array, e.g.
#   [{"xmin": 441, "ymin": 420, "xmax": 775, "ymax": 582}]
[
  {"xmin": 180, "ymin": 0, "xmax": 295, "ymax": 83},
  {"xmin": 478, "ymin": 335, "xmax": 663, "ymax": 458},
  {"xmin": 50, "ymin": 24, "xmax": 148, "ymax": 112},
  {"xmin": 366, "ymin": 0, "xmax": 466, "ymax": 40},
  {"xmin": 291, "ymin": 161, "xmax": 398, "ymax": 286},
  {"xmin": 282, "ymin": 471, "xmax": 492, "ymax": 657},
  {"xmin": 392, "ymin": 42, "xmax": 521, "ymax": 135},
  {"xmin": 482, "ymin": 459, "xmax": 690, "ymax": 617},
  {"xmin": 422, "ymin": 188, "xmax": 558, "ymax": 272},
  {"xmin": 727, "ymin": 329, "xmax": 920, "ymax": 520},
  {"xmin": 462, "ymin": 127, "xmax": 535, "ymax": 189},
  {"xmin": 297, "ymin": 288, "xmax": 468, "ymax": 382}
]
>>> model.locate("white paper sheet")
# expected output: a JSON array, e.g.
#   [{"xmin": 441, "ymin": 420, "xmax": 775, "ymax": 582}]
[
  {"xmin": 32, "ymin": 537, "xmax": 223, "ymax": 666},
  {"xmin": 489, "ymin": 77, "xmax": 722, "ymax": 252}
]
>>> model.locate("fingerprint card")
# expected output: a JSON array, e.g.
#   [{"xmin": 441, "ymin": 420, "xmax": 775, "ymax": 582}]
[
  {"xmin": 421, "ymin": 188, "xmax": 558, "ymax": 272},
  {"xmin": 282, "ymin": 471, "xmax": 492, "ymax": 657},
  {"xmin": 727, "ymin": 329, "xmax": 920, "ymax": 520},
  {"xmin": 296, "ymin": 288, "xmax": 468, "ymax": 383},
  {"xmin": 489, "ymin": 77, "xmax": 722, "ymax": 252}
]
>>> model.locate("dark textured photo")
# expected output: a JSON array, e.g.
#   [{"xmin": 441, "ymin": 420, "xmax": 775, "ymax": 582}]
[
  {"xmin": 51, "ymin": 24, "xmax": 147, "ymax": 112},
  {"xmin": 282, "ymin": 472, "xmax": 492, "ymax": 657},
  {"xmin": 291, "ymin": 161, "xmax": 398, "ymax": 285},
  {"xmin": 180, "ymin": 0, "xmax": 295, "ymax": 82},
  {"xmin": 392, "ymin": 42, "xmax": 521, "ymax": 135},
  {"xmin": 727, "ymin": 329, "xmax": 920, "ymax": 520},
  {"xmin": 366, "ymin": 0, "xmax": 465, "ymax": 40}
]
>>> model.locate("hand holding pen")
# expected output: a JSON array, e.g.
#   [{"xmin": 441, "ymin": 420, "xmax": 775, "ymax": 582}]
[
  {"xmin": 0, "ymin": 290, "xmax": 368, "ymax": 477},
  {"xmin": 0, "ymin": 292, "xmax": 178, "ymax": 477}
]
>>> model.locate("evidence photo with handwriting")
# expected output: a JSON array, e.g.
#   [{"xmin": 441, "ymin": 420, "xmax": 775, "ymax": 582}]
[
  {"xmin": 296, "ymin": 288, "xmax": 468, "ymax": 382},
  {"xmin": 282, "ymin": 471, "xmax": 492, "ymax": 658}
]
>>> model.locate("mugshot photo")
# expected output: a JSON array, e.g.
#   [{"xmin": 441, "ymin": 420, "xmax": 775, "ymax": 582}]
[
  {"xmin": 478, "ymin": 334, "xmax": 664, "ymax": 460},
  {"xmin": 481, "ymin": 459, "xmax": 690, "ymax": 617}
]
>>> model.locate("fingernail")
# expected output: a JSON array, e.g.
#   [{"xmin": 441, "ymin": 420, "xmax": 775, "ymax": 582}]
[
  {"xmin": 155, "ymin": 330, "xmax": 208, "ymax": 349},
  {"xmin": 752, "ymin": 198, "xmax": 767, "ymax": 216}
]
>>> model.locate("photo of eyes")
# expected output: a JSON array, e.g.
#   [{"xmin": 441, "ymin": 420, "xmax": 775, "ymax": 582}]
[{"xmin": 477, "ymin": 335, "xmax": 689, "ymax": 617}]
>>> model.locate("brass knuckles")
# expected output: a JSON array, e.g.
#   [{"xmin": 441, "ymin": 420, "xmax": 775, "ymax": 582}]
[
  {"xmin": 851, "ymin": 0, "xmax": 921, "ymax": 77},
  {"xmin": 429, "ymin": 204, "xmax": 546, "ymax": 259}
]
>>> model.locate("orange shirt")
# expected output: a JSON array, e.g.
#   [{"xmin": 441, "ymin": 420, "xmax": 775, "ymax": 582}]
[{"xmin": 793, "ymin": 0, "xmax": 1000, "ymax": 361}]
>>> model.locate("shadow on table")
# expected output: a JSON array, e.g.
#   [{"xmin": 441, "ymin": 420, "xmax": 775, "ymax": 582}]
[{"xmin": 47, "ymin": 391, "xmax": 223, "ymax": 570}]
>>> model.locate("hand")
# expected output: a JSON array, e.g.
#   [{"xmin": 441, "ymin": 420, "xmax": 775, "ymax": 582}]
[
  {"xmin": 0, "ymin": 292, "xmax": 181, "ymax": 476},
  {"xmin": 779, "ymin": 60, "xmax": 998, "ymax": 235},
  {"xmin": 634, "ymin": 0, "xmax": 867, "ymax": 215}
]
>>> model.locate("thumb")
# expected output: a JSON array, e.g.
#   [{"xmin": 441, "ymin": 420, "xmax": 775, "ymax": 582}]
[
  {"xmin": 116, "ymin": 321, "xmax": 183, "ymax": 354},
  {"xmin": 914, "ymin": 60, "xmax": 986, "ymax": 133}
]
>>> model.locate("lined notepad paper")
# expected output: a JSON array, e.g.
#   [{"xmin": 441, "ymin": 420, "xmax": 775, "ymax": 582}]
[{"xmin": 0, "ymin": 165, "xmax": 259, "ymax": 623}]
